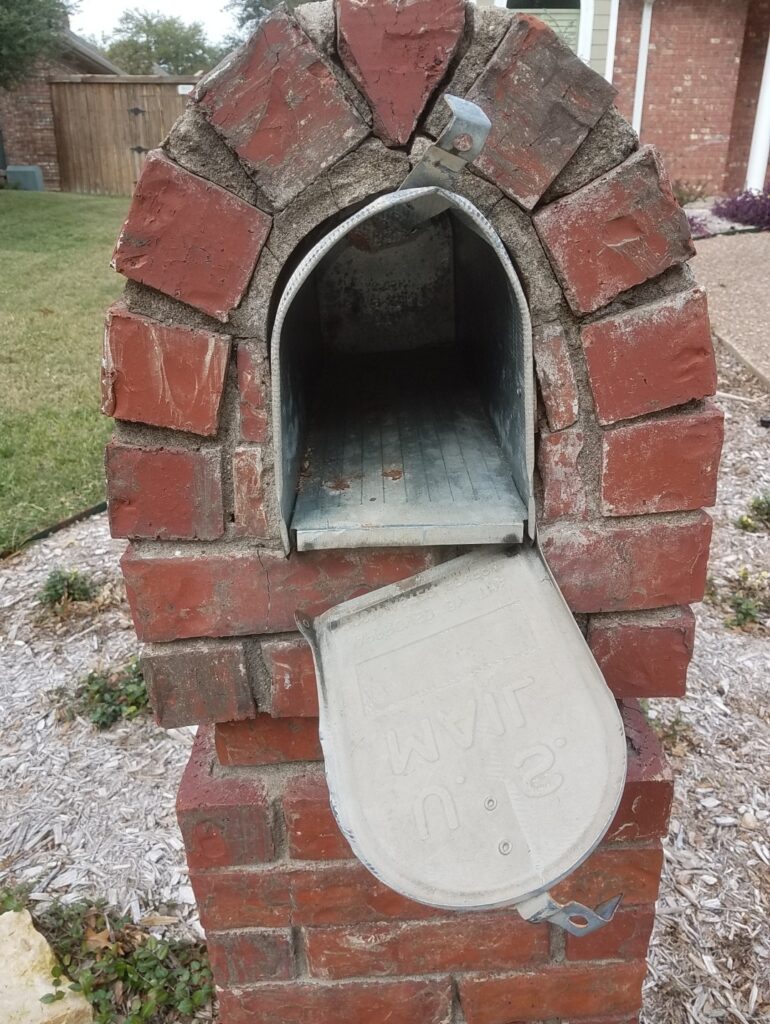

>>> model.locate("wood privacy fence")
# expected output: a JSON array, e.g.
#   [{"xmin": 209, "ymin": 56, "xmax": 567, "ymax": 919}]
[{"xmin": 50, "ymin": 76, "xmax": 197, "ymax": 196}]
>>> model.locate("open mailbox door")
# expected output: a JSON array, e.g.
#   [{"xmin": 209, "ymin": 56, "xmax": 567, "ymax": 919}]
[{"xmin": 298, "ymin": 548, "xmax": 627, "ymax": 935}]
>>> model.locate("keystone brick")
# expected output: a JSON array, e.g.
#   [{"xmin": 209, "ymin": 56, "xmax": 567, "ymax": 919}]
[
  {"xmin": 550, "ymin": 844, "xmax": 664, "ymax": 908},
  {"xmin": 540, "ymin": 512, "xmax": 712, "ymax": 613},
  {"xmin": 233, "ymin": 447, "xmax": 274, "ymax": 539},
  {"xmin": 215, "ymin": 716, "xmax": 322, "ymax": 766},
  {"xmin": 101, "ymin": 306, "xmax": 230, "ymax": 436},
  {"xmin": 580, "ymin": 288, "xmax": 717, "ymax": 424},
  {"xmin": 237, "ymin": 342, "xmax": 270, "ymax": 443},
  {"xmin": 218, "ymin": 979, "xmax": 454, "ymax": 1024},
  {"xmin": 112, "ymin": 151, "xmax": 271, "ymax": 321},
  {"xmin": 336, "ymin": 0, "xmax": 465, "ymax": 146},
  {"xmin": 565, "ymin": 905, "xmax": 655, "ymax": 962},
  {"xmin": 467, "ymin": 14, "xmax": 616, "ymax": 209},
  {"xmin": 534, "ymin": 147, "xmax": 695, "ymax": 315},
  {"xmin": 601, "ymin": 405, "xmax": 724, "ymax": 516},
  {"xmin": 262, "ymin": 637, "xmax": 318, "ymax": 717},
  {"xmin": 281, "ymin": 772, "xmax": 352, "ymax": 859},
  {"xmin": 177, "ymin": 728, "xmax": 275, "ymax": 870},
  {"xmin": 537, "ymin": 428, "xmax": 587, "ymax": 522},
  {"xmin": 304, "ymin": 913, "xmax": 548, "ymax": 980},
  {"xmin": 141, "ymin": 641, "xmax": 255, "ymax": 728},
  {"xmin": 206, "ymin": 929, "xmax": 294, "ymax": 985},
  {"xmin": 196, "ymin": 10, "xmax": 368, "ymax": 208},
  {"xmin": 459, "ymin": 961, "xmax": 647, "ymax": 1023},
  {"xmin": 533, "ymin": 323, "xmax": 579, "ymax": 432},
  {"xmin": 121, "ymin": 547, "xmax": 443, "ymax": 642},
  {"xmin": 106, "ymin": 442, "xmax": 224, "ymax": 541},
  {"xmin": 608, "ymin": 701, "xmax": 673, "ymax": 842},
  {"xmin": 589, "ymin": 608, "xmax": 695, "ymax": 699}
]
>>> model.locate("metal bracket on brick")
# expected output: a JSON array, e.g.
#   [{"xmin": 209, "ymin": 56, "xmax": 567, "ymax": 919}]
[
  {"xmin": 516, "ymin": 890, "xmax": 623, "ymax": 937},
  {"xmin": 400, "ymin": 95, "xmax": 491, "ymax": 191}
]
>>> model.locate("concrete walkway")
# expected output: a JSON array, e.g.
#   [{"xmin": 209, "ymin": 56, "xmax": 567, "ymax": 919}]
[{"xmin": 692, "ymin": 232, "xmax": 770, "ymax": 388}]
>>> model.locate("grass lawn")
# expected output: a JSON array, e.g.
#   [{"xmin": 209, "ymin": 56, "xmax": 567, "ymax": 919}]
[{"xmin": 0, "ymin": 191, "xmax": 128, "ymax": 553}]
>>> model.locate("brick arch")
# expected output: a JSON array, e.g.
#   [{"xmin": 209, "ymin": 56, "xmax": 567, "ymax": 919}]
[{"xmin": 103, "ymin": 3, "xmax": 722, "ymax": 1021}]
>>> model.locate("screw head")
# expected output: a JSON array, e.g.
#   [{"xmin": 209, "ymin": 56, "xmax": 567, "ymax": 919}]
[
  {"xmin": 484, "ymin": 797, "xmax": 497, "ymax": 811},
  {"xmin": 452, "ymin": 133, "xmax": 473, "ymax": 153},
  {"xmin": 498, "ymin": 840, "xmax": 512, "ymax": 856}
]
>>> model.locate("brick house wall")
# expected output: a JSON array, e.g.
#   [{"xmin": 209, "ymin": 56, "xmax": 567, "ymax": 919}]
[{"xmin": 725, "ymin": 0, "xmax": 770, "ymax": 190}]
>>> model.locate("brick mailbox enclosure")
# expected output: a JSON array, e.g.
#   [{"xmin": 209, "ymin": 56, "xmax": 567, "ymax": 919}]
[{"xmin": 102, "ymin": 3, "xmax": 723, "ymax": 1022}]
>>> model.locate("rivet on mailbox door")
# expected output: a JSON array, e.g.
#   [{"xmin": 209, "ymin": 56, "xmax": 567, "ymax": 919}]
[{"xmin": 272, "ymin": 98, "xmax": 627, "ymax": 936}]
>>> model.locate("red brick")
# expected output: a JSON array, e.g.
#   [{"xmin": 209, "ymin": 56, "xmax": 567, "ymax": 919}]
[
  {"xmin": 589, "ymin": 609, "xmax": 695, "ymax": 699},
  {"xmin": 534, "ymin": 147, "xmax": 695, "ymax": 314},
  {"xmin": 537, "ymin": 427, "xmax": 587, "ymax": 522},
  {"xmin": 282, "ymin": 772, "xmax": 351, "ymax": 859},
  {"xmin": 601, "ymin": 405, "xmax": 724, "ymax": 515},
  {"xmin": 566, "ymin": 905, "xmax": 655, "ymax": 962},
  {"xmin": 262, "ymin": 637, "xmax": 318, "ymax": 717},
  {"xmin": 468, "ymin": 14, "xmax": 616, "ymax": 209},
  {"xmin": 218, "ymin": 979, "xmax": 454, "ymax": 1024},
  {"xmin": 540, "ymin": 512, "xmax": 712, "ymax": 613},
  {"xmin": 121, "ymin": 546, "xmax": 443, "ymax": 642},
  {"xmin": 533, "ymin": 323, "xmax": 579, "ymax": 432},
  {"xmin": 607, "ymin": 701, "xmax": 673, "ymax": 842},
  {"xmin": 215, "ymin": 716, "xmax": 322, "ymax": 766},
  {"xmin": 551, "ymin": 844, "xmax": 664, "ymax": 908},
  {"xmin": 141, "ymin": 641, "xmax": 255, "ymax": 728},
  {"xmin": 106, "ymin": 442, "xmax": 223, "ymax": 541},
  {"xmin": 580, "ymin": 288, "xmax": 717, "ymax": 425},
  {"xmin": 112, "ymin": 151, "xmax": 271, "ymax": 321},
  {"xmin": 336, "ymin": 0, "xmax": 465, "ymax": 146},
  {"xmin": 459, "ymin": 962, "xmax": 646, "ymax": 1023},
  {"xmin": 237, "ymin": 342, "xmax": 270, "ymax": 443},
  {"xmin": 191, "ymin": 869, "xmax": 293, "ymax": 930},
  {"xmin": 196, "ymin": 10, "xmax": 367, "ymax": 208},
  {"xmin": 207, "ymin": 929, "xmax": 294, "ymax": 985},
  {"xmin": 177, "ymin": 729, "xmax": 275, "ymax": 870},
  {"xmin": 102, "ymin": 305, "xmax": 230, "ymax": 436},
  {"xmin": 233, "ymin": 447, "xmax": 273, "ymax": 538},
  {"xmin": 304, "ymin": 913, "xmax": 548, "ymax": 979}
]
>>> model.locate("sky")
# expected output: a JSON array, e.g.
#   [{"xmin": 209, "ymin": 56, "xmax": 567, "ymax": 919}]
[{"xmin": 71, "ymin": 0, "xmax": 238, "ymax": 45}]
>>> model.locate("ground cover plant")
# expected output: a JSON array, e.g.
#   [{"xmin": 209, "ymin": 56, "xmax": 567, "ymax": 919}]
[
  {"xmin": 735, "ymin": 492, "xmax": 770, "ymax": 532},
  {"xmin": 71, "ymin": 658, "xmax": 150, "ymax": 729},
  {"xmin": 713, "ymin": 188, "xmax": 770, "ymax": 230},
  {"xmin": 39, "ymin": 567, "xmax": 97, "ymax": 608},
  {"xmin": 0, "ymin": 191, "xmax": 127, "ymax": 554},
  {"xmin": 0, "ymin": 886, "xmax": 214, "ymax": 1023}
]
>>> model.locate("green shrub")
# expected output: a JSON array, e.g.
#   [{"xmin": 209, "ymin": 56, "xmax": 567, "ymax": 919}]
[{"xmin": 39, "ymin": 568, "xmax": 96, "ymax": 608}]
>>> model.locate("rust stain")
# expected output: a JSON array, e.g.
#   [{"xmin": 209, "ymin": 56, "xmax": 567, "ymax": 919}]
[
  {"xmin": 382, "ymin": 468, "xmax": 403, "ymax": 481},
  {"xmin": 325, "ymin": 476, "xmax": 351, "ymax": 492}
]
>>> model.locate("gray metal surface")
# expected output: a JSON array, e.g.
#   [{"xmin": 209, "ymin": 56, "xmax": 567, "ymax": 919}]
[
  {"xmin": 298, "ymin": 547, "xmax": 628, "ymax": 913},
  {"xmin": 400, "ymin": 95, "xmax": 492, "ymax": 191},
  {"xmin": 270, "ymin": 187, "xmax": 534, "ymax": 553}
]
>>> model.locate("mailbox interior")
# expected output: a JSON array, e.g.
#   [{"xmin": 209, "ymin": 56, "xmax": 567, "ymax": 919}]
[{"xmin": 271, "ymin": 189, "xmax": 534, "ymax": 552}]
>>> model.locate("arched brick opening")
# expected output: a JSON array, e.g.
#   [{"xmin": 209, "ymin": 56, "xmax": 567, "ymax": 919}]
[{"xmin": 103, "ymin": 3, "xmax": 723, "ymax": 1021}]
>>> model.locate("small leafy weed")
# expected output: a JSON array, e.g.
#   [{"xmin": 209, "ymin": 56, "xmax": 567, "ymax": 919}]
[
  {"xmin": 39, "ymin": 568, "xmax": 96, "ymax": 610},
  {"xmin": 62, "ymin": 658, "xmax": 150, "ymax": 730},
  {"xmin": 726, "ymin": 568, "xmax": 770, "ymax": 629}
]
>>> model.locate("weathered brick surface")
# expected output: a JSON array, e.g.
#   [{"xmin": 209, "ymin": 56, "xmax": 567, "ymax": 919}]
[
  {"xmin": 533, "ymin": 323, "xmax": 579, "ymax": 432},
  {"xmin": 281, "ymin": 772, "xmax": 352, "ymax": 859},
  {"xmin": 262, "ymin": 637, "xmax": 318, "ymax": 717},
  {"xmin": 608, "ymin": 703, "xmax": 674, "ymax": 841},
  {"xmin": 551, "ymin": 844, "xmax": 664, "ymax": 908},
  {"xmin": 215, "ymin": 716, "xmax": 322, "ymax": 766},
  {"xmin": 336, "ymin": 0, "xmax": 465, "ymax": 146},
  {"xmin": 581, "ymin": 288, "xmax": 717, "ymax": 424},
  {"xmin": 540, "ymin": 513, "xmax": 712, "ymax": 613},
  {"xmin": 102, "ymin": 306, "xmax": 231, "ymax": 436},
  {"xmin": 196, "ymin": 10, "xmax": 368, "ymax": 208},
  {"xmin": 105, "ymin": 442, "xmax": 224, "ymax": 541},
  {"xmin": 589, "ymin": 609, "xmax": 695, "ymax": 699},
  {"xmin": 176, "ymin": 729, "xmax": 275, "ymax": 870},
  {"xmin": 141, "ymin": 641, "xmax": 255, "ymax": 728},
  {"xmin": 601, "ymin": 405, "xmax": 724, "ymax": 515},
  {"xmin": 236, "ymin": 342, "xmax": 270, "ymax": 443},
  {"xmin": 304, "ymin": 912, "xmax": 548, "ymax": 979},
  {"xmin": 534, "ymin": 147, "xmax": 695, "ymax": 315},
  {"xmin": 233, "ymin": 447, "xmax": 274, "ymax": 539},
  {"xmin": 468, "ymin": 14, "xmax": 616, "ymax": 209},
  {"xmin": 458, "ymin": 961, "xmax": 647, "ymax": 1023},
  {"xmin": 565, "ymin": 906, "xmax": 655, "ymax": 962},
  {"xmin": 112, "ymin": 152, "xmax": 271, "ymax": 321},
  {"xmin": 537, "ymin": 428, "xmax": 587, "ymax": 523},
  {"xmin": 218, "ymin": 979, "xmax": 454, "ymax": 1024},
  {"xmin": 207, "ymin": 928, "xmax": 294, "ymax": 985},
  {"xmin": 121, "ymin": 547, "xmax": 443, "ymax": 642}
]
